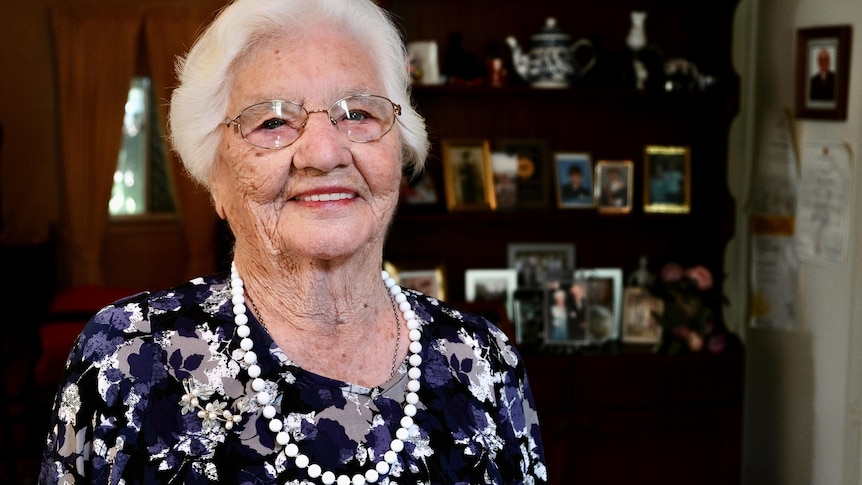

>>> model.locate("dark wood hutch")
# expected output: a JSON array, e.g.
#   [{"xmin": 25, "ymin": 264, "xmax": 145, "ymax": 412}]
[{"xmin": 381, "ymin": 1, "xmax": 744, "ymax": 484}]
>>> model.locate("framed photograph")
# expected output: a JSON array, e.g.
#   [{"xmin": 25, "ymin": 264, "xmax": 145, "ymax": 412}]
[
  {"xmin": 595, "ymin": 160, "xmax": 633, "ymax": 214},
  {"xmin": 643, "ymin": 145, "xmax": 691, "ymax": 214},
  {"xmin": 507, "ymin": 243, "xmax": 575, "ymax": 288},
  {"xmin": 795, "ymin": 25, "xmax": 852, "ymax": 120},
  {"xmin": 575, "ymin": 268, "xmax": 623, "ymax": 344},
  {"xmin": 513, "ymin": 288, "xmax": 545, "ymax": 347},
  {"xmin": 384, "ymin": 262, "xmax": 446, "ymax": 300},
  {"xmin": 554, "ymin": 152, "xmax": 595, "ymax": 209},
  {"xmin": 498, "ymin": 139, "xmax": 551, "ymax": 209},
  {"xmin": 490, "ymin": 152, "xmax": 519, "ymax": 210},
  {"xmin": 407, "ymin": 40, "xmax": 442, "ymax": 85},
  {"xmin": 441, "ymin": 138, "xmax": 497, "ymax": 211},
  {"xmin": 622, "ymin": 287, "xmax": 664, "ymax": 345},
  {"xmin": 544, "ymin": 280, "xmax": 590, "ymax": 346},
  {"xmin": 398, "ymin": 169, "xmax": 439, "ymax": 207},
  {"xmin": 465, "ymin": 268, "xmax": 519, "ymax": 320}
]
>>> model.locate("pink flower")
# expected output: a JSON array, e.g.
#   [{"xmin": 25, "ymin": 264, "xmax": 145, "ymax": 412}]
[
  {"xmin": 685, "ymin": 265, "xmax": 713, "ymax": 290},
  {"xmin": 660, "ymin": 263, "xmax": 684, "ymax": 283},
  {"xmin": 688, "ymin": 332, "xmax": 704, "ymax": 352}
]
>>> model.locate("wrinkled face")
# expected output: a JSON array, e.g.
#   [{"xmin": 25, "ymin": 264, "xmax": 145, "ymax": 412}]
[{"xmin": 212, "ymin": 27, "xmax": 403, "ymax": 263}]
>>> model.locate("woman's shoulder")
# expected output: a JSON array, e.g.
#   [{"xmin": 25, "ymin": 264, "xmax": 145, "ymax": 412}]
[{"xmin": 81, "ymin": 272, "xmax": 233, "ymax": 337}]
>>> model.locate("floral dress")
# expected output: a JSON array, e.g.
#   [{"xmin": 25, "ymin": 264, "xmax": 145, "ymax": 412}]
[{"xmin": 39, "ymin": 272, "xmax": 547, "ymax": 484}]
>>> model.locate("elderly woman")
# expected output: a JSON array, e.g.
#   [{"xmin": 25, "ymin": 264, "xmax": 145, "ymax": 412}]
[{"xmin": 39, "ymin": 0, "xmax": 546, "ymax": 483}]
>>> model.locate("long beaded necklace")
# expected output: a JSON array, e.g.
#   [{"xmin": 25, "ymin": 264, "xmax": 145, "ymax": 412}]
[{"xmin": 228, "ymin": 261, "xmax": 424, "ymax": 485}]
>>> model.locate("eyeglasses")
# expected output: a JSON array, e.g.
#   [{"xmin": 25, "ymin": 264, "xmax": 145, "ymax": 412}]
[{"xmin": 224, "ymin": 94, "xmax": 401, "ymax": 149}]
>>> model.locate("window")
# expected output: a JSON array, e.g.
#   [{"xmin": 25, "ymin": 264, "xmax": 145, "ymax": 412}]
[{"xmin": 109, "ymin": 76, "xmax": 175, "ymax": 216}]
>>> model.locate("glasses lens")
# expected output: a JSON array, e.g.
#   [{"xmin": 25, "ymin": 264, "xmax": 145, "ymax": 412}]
[
  {"xmin": 329, "ymin": 95, "xmax": 397, "ymax": 143},
  {"xmin": 239, "ymin": 101, "xmax": 306, "ymax": 149}
]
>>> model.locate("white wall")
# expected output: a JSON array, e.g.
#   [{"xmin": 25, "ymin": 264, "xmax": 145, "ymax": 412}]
[{"xmin": 730, "ymin": 0, "xmax": 862, "ymax": 484}]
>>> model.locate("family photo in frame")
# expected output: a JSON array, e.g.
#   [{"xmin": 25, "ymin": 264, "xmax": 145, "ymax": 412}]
[
  {"xmin": 554, "ymin": 152, "xmax": 595, "ymax": 209},
  {"xmin": 544, "ymin": 268, "xmax": 623, "ymax": 347},
  {"xmin": 643, "ymin": 145, "xmax": 691, "ymax": 214},
  {"xmin": 795, "ymin": 25, "xmax": 852, "ymax": 120},
  {"xmin": 441, "ymin": 138, "xmax": 497, "ymax": 211},
  {"xmin": 507, "ymin": 243, "xmax": 575, "ymax": 288}
]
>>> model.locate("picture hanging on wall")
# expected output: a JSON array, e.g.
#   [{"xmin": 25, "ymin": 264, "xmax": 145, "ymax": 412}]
[{"xmin": 795, "ymin": 25, "xmax": 852, "ymax": 120}]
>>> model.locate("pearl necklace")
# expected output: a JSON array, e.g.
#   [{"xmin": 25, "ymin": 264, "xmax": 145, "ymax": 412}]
[{"xmin": 229, "ymin": 261, "xmax": 424, "ymax": 485}]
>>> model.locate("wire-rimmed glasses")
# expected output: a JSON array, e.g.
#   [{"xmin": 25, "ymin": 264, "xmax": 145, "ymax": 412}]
[{"xmin": 224, "ymin": 94, "xmax": 401, "ymax": 149}]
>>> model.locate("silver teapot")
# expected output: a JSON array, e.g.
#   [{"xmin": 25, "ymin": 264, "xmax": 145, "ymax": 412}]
[{"xmin": 506, "ymin": 17, "xmax": 596, "ymax": 88}]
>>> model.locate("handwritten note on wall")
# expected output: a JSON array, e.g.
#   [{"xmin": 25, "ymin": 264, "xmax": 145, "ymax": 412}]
[{"xmin": 794, "ymin": 142, "xmax": 851, "ymax": 264}]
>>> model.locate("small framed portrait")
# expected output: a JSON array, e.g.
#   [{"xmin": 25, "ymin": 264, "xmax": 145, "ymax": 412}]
[
  {"xmin": 384, "ymin": 262, "xmax": 446, "ymax": 300},
  {"xmin": 795, "ymin": 25, "xmax": 852, "ymax": 120},
  {"xmin": 398, "ymin": 169, "xmax": 440, "ymax": 208},
  {"xmin": 507, "ymin": 243, "xmax": 575, "ymax": 288},
  {"xmin": 490, "ymin": 151, "xmax": 519, "ymax": 210},
  {"xmin": 553, "ymin": 152, "xmax": 595, "ymax": 209},
  {"xmin": 464, "ymin": 268, "xmax": 519, "ymax": 320},
  {"xmin": 544, "ymin": 280, "xmax": 590, "ymax": 346},
  {"xmin": 441, "ymin": 139, "xmax": 497, "ymax": 211},
  {"xmin": 595, "ymin": 160, "xmax": 634, "ymax": 214},
  {"xmin": 621, "ymin": 287, "xmax": 664, "ymax": 345},
  {"xmin": 643, "ymin": 145, "xmax": 691, "ymax": 214},
  {"xmin": 498, "ymin": 139, "xmax": 551, "ymax": 209},
  {"xmin": 575, "ymin": 268, "xmax": 623, "ymax": 345}
]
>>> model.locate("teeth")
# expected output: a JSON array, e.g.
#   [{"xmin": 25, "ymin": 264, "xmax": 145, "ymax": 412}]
[{"xmin": 298, "ymin": 192, "xmax": 354, "ymax": 202}]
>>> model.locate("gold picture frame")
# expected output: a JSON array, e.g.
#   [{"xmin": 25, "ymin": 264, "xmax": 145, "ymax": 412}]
[
  {"xmin": 384, "ymin": 261, "xmax": 446, "ymax": 300},
  {"xmin": 643, "ymin": 145, "xmax": 691, "ymax": 214},
  {"xmin": 441, "ymin": 138, "xmax": 497, "ymax": 211}
]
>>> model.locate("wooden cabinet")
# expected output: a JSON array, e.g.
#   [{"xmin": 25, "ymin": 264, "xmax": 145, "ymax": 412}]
[
  {"xmin": 381, "ymin": 2, "xmax": 744, "ymax": 483},
  {"xmin": 526, "ymin": 353, "xmax": 744, "ymax": 485},
  {"xmin": 382, "ymin": 0, "xmax": 740, "ymax": 303}
]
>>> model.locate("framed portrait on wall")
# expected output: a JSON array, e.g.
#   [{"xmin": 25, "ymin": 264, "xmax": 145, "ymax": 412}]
[
  {"xmin": 498, "ymin": 139, "xmax": 551, "ymax": 209},
  {"xmin": 441, "ymin": 138, "xmax": 497, "ymax": 211},
  {"xmin": 553, "ymin": 152, "xmax": 595, "ymax": 209},
  {"xmin": 643, "ymin": 145, "xmax": 691, "ymax": 214},
  {"xmin": 384, "ymin": 261, "xmax": 446, "ymax": 300},
  {"xmin": 795, "ymin": 25, "xmax": 852, "ymax": 120},
  {"xmin": 595, "ymin": 160, "xmax": 633, "ymax": 214}
]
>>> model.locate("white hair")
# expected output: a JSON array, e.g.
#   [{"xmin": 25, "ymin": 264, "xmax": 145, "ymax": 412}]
[{"xmin": 168, "ymin": 0, "xmax": 429, "ymax": 190}]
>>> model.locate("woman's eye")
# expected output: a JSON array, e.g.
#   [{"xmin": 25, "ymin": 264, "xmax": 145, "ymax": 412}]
[
  {"xmin": 345, "ymin": 110, "xmax": 372, "ymax": 122},
  {"xmin": 260, "ymin": 118, "xmax": 287, "ymax": 130}
]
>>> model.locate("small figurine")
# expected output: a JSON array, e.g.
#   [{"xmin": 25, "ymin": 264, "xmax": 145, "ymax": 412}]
[{"xmin": 628, "ymin": 255, "xmax": 655, "ymax": 287}]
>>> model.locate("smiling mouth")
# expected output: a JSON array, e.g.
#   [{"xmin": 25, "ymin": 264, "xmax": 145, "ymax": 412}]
[{"xmin": 295, "ymin": 192, "xmax": 355, "ymax": 202}]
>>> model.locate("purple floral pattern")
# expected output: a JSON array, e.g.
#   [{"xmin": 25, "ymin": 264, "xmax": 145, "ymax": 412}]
[{"xmin": 39, "ymin": 273, "xmax": 547, "ymax": 484}]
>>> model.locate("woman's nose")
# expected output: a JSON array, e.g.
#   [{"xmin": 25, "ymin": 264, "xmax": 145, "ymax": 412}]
[{"xmin": 290, "ymin": 111, "xmax": 351, "ymax": 172}]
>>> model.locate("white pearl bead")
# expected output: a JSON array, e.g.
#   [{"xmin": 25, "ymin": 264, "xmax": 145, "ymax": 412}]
[
  {"xmin": 407, "ymin": 380, "xmax": 420, "ymax": 393},
  {"xmin": 399, "ymin": 301, "xmax": 411, "ymax": 312},
  {"xmin": 240, "ymin": 337, "xmax": 254, "ymax": 351},
  {"xmin": 389, "ymin": 285, "xmax": 402, "ymax": 296},
  {"xmin": 406, "ymin": 392, "xmax": 419, "ymax": 405},
  {"xmin": 409, "ymin": 354, "xmax": 422, "ymax": 367},
  {"xmin": 256, "ymin": 391, "xmax": 271, "ymax": 405},
  {"xmin": 406, "ymin": 319, "xmax": 420, "ymax": 330},
  {"xmin": 232, "ymin": 294, "xmax": 245, "ymax": 305},
  {"xmin": 409, "ymin": 329, "xmax": 421, "ymax": 342},
  {"xmin": 402, "ymin": 310, "xmax": 415, "ymax": 320},
  {"xmin": 268, "ymin": 418, "xmax": 282, "ymax": 433},
  {"xmin": 233, "ymin": 303, "xmax": 246, "ymax": 315},
  {"xmin": 365, "ymin": 469, "xmax": 380, "ymax": 483},
  {"xmin": 237, "ymin": 325, "xmax": 251, "ymax": 338},
  {"xmin": 248, "ymin": 364, "xmax": 261, "ymax": 378},
  {"xmin": 375, "ymin": 461, "xmax": 390, "ymax": 475},
  {"xmin": 394, "ymin": 292, "xmax": 407, "ymax": 303},
  {"xmin": 409, "ymin": 341, "xmax": 422, "ymax": 354},
  {"xmin": 396, "ymin": 427, "xmax": 409, "ymax": 440},
  {"xmin": 243, "ymin": 350, "xmax": 257, "ymax": 365},
  {"xmin": 351, "ymin": 473, "xmax": 366, "ymax": 485},
  {"xmin": 285, "ymin": 443, "xmax": 299, "ymax": 457},
  {"xmin": 276, "ymin": 431, "xmax": 290, "ymax": 445},
  {"xmin": 308, "ymin": 464, "xmax": 322, "ymax": 478},
  {"xmin": 336, "ymin": 475, "xmax": 350, "ymax": 485},
  {"xmin": 390, "ymin": 439, "xmax": 404, "ymax": 453},
  {"xmin": 251, "ymin": 378, "xmax": 265, "ymax": 392},
  {"xmin": 383, "ymin": 450, "xmax": 397, "ymax": 464},
  {"xmin": 263, "ymin": 405, "xmax": 276, "ymax": 419},
  {"xmin": 408, "ymin": 367, "xmax": 421, "ymax": 380},
  {"xmin": 235, "ymin": 313, "xmax": 248, "ymax": 326},
  {"xmin": 400, "ymin": 416, "xmax": 413, "ymax": 428},
  {"xmin": 322, "ymin": 471, "xmax": 336, "ymax": 484},
  {"xmin": 295, "ymin": 454, "xmax": 310, "ymax": 469},
  {"xmin": 404, "ymin": 403, "xmax": 417, "ymax": 417}
]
